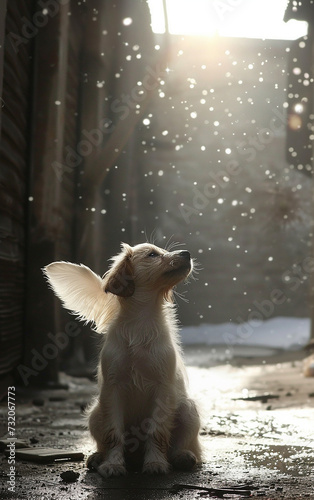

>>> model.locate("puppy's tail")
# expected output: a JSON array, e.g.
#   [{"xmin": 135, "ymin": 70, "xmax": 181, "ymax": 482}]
[{"xmin": 43, "ymin": 262, "xmax": 115, "ymax": 331}]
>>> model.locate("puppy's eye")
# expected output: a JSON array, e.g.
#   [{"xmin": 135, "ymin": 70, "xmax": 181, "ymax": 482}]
[{"xmin": 147, "ymin": 251, "xmax": 160, "ymax": 257}]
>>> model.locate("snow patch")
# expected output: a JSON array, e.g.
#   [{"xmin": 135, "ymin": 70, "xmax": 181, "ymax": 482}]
[{"xmin": 180, "ymin": 317, "xmax": 310, "ymax": 350}]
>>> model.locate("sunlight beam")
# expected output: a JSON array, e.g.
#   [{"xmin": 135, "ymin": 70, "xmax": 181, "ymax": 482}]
[{"xmin": 148, "ymin": 0, "xmax": 308, "ymax": 40}]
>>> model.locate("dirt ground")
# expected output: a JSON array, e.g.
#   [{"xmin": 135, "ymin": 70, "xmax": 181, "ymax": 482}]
[{"xmin": 0, "ymin": 348, "xmax": 313, "ymax": 499}]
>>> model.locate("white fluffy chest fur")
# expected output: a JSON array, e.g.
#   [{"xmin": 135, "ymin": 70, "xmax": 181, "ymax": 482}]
[{"xmin": 100, "ymin": 319, "xmax": 179, "ymax": 393}]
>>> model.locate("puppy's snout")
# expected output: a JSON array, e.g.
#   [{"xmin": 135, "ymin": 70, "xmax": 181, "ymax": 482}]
[
  {"xmin": 167, "ymin": 249, "xmax": 191, "ymax": 272},
  {"xmin": 178, "ymin": 250, "xmax": 190, "ymax": 260}
]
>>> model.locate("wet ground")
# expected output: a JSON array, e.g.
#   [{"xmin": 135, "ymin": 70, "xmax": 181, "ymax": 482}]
[{"xmin": 0, "ymin": 349, "xmax": 314, "ymax": 499}]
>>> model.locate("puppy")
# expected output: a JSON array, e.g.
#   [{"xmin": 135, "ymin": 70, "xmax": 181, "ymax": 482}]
[{"xmin": 43, "ymin": 243, "xmax": 201, "ymax": 477}]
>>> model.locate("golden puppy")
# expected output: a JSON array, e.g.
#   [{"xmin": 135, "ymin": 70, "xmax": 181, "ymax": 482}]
[{"xmin": 43, "ymin": 243, "xmax": 201, "ymax": 477}]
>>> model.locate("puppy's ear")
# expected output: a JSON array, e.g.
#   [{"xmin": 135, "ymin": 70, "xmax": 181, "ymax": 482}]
[
  {"xmin": 104, "ymin": 250, "xmax": 135, "ymax": 297},
  {"xmin": 43, "ymin": 262, "xmax": 106, "ymax": 323},
  {"xmin": 121, "ymin": 242, "xmax": 132, "ymax": 253}
]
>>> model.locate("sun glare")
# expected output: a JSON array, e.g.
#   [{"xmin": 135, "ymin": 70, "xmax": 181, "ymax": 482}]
[{"xmin": 148, "ymin": 0, "xmax": 308, "ymax": 40}]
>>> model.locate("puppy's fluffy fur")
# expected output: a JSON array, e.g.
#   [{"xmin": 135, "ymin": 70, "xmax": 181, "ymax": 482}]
[{"xmin": 43, "ymin": 243, "xmax": 201, "ymax": 477}]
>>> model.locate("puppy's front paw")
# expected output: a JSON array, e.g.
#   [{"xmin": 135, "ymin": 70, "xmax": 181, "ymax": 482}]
[
  {"xmin": 142, "ymin": 460, "xmax": 169, "ymax": 475},
  {"xmin": 86, "ymin": 452, "xmax": 104, "ymax": 470},
  {"xmin": 171, "ymin": 450, "xmax": 197, "ymax": 471},
  {"xmin": 98, "ymin": 462, "xmax": 127, "ymax": 478}
]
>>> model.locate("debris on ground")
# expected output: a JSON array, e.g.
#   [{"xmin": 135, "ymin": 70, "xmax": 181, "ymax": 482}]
[{"xmin": 60, "ymin": 470, "xmax": 80, "ymax": 482}]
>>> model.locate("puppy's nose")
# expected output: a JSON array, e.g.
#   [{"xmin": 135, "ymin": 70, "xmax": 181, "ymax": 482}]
[{"xmin": 179, "ymin": 250, "xmax": 190, "ymax": 260}]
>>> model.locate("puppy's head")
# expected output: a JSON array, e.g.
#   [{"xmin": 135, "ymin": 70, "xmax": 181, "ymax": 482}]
[{"xmin": 103, "ymin": 243, "xmax": 192, "ymax": 299}]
